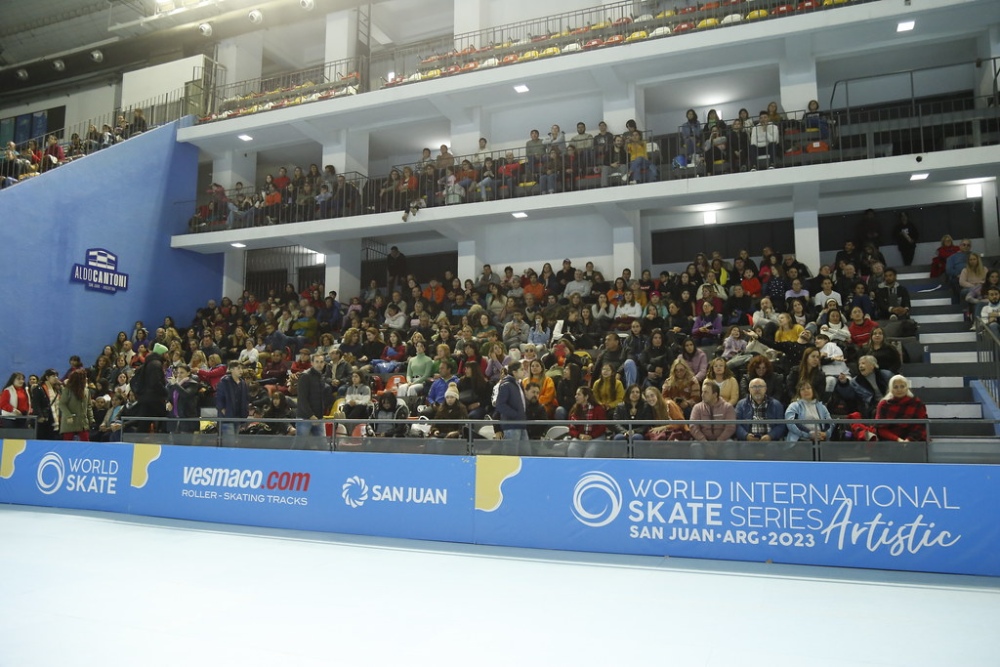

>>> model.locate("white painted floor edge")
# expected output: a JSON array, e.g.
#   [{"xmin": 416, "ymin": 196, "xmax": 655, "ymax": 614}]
[{"xmin": 2, "ymin": 505, "xmax": 999, "ymax": 667}]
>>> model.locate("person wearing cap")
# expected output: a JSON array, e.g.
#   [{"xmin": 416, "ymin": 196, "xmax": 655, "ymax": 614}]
[{"xmin": 555, "ymin": 259, "xmax": 576, "ymax": 294}]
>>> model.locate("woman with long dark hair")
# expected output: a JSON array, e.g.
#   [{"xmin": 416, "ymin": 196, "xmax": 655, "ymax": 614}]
[
  {"xmin": 1, "ymin": 372, "xmax": 31, "ymax": 429},
  {"xmin": 58, "ymin": 368, "xmax": 94, "ymax": 440}
]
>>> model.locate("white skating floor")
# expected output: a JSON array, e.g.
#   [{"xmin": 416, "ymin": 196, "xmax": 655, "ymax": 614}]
[{"xmin": 1, "ymin": 504, "xmax": 998, "ymax": 667}]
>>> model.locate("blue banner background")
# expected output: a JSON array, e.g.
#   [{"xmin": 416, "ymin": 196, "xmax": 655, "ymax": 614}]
[{"xmin": 473, "ymin": 458, "xmax": 1000, "ymax": 577}]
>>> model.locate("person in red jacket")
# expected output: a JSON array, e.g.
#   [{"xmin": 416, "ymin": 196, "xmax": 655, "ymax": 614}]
[
  {"xmin": 1, "ymin": 372, "xmax": 32, "ymax": 429},
  {"xmin": 567, "ymin": 386, "xmax": 607, "ymax": 458},
  {"xmin": 875, "ymin": 375, "xmax": 928, "ymax": 442}
]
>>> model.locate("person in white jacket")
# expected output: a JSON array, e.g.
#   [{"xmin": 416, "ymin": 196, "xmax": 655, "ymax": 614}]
[{"xmin": 749, "ymin": 111, "xmax": 781, "ymax": 169}]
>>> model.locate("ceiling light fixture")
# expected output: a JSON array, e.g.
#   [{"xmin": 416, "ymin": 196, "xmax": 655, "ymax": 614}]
[
  {"xmin": 966, "ymin": 184, "xmax": 983, "ymax": 199},
  {"xmin": 231, "ymin": 243, "xmax": 247, "ymax": 248},
  {"xmin": 51, "ymin": 59, "xmax": 65, "ymax": 72},
  {"xmin": 90, "ymin": 49, "xmax": 104, "ymax": 63},
  {"xmin": 897, "ymin": 20, "xmax": 915, "ymax": 32},
  {"xmin": 910, "ymin": 173, "xmax": 929, "ymax": 181},
  {"xmin": 248, "ymin": 9, "xmax": 264, "ymax": 24},
  {"xmin": 513, "ymin": 84, "xmax": 529, "ymax": 93},
  {"xmin": 198, "ymin": 22, "xmax": 213, "ymax": 36},
  {"xmin": 15, "ymin": 69, "xmax": 28, "ymax": 81},
  {"xmin": 512, "ymin": 212, "xmax": 528, "ymax": 218},
  {"xmin": 237, "ymin": 134, "xmax": 253, "ymax": 142},
  {"xmin": 300, "ymin": 0, "xmax": 315, "ymax": 9},
  {"xmin": 703, "ymin": 211, "xmax": 717, "ymax": 225}
]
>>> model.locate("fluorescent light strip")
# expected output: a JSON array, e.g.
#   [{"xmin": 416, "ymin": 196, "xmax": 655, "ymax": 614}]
[
  {"xmin": 238, "ymin": 134, "xmax": 253, "ymax": 142},
  {"xmin": 231, "ymin": 242, "xmax": 246, "ymax": 248},
  {"xmin": 512, "ymin": 212, "xmax": 528, "ymax": 218},
  {"xmin": 910, "ymin": 173, "xmax": 929, "ymax": 181},
  {"xmin": 513, "ymin": 84, "xmax": 529, "ymax": 93},
  {"xmin": 897, "ymin": 20, "xmax": 915, "ymax": 32}
]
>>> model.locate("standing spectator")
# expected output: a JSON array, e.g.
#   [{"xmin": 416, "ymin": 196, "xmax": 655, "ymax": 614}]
[
  {"xmin": 296, "ymin": 353, "xmax": 329, "ymax": 446},
  {"xmin": 216, "ymin": 362, "xmax": 249, "ymax": 443},
  {"xmin": 32, "ymin": 369, "xmax": 60, "ymax": 440},
  {"xmin": 875, "ymin": 375, "xmax": 928, "ymax": 442},
  {"xmin": 58, "ymin": 369, "xmax": 93, "ymax": 441},
  {"xmin": 893, "ymin": 212, "xmax": 918, "ymax": 267},
  {"xmin": 494, "ymin": 361, "xmax": 530, "ymax": 455},
  {"xmin": 1, "ymin": 372, "xmax": 31, "ymax": 429},
  {"xmin": 133, "ymin": 343, "xmax": 169, "ymax": 432},
  {"xmin": 385, "ymin": 246, "xmax": 407, "ymax": 291}
]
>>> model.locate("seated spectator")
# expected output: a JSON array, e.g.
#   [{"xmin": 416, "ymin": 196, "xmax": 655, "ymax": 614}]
[
  {"xmin": 429, "ymin": 384, "xmax": 468, "ymax": 439},
  {"xmin": 785, "ymin": 381, "xmax": 833, "ymax": 442},
  {"xmin": 691, "ymin": 301, "xmax": 723, "ymax": 346},
  {"xmin": 832, "ymin": 354, "xmax": 889, "ymax": 418},
  {"xmin": 875, "ymin": 375, "xmax": 928, "ymax": 442},
  {"xmin": 627, "ymin": 130, "xmax": 658, "ymax": 183},
  {"xmin": 593, "ymin": 333, "xmax": 639, "ymax": 388},
  {"xmin": 592, "ymin": 363, "xmax": 625, "ymax": 411},
  {"xmin": 945, "ymin": 239, "xmax": 972, "ymax": 302},
  {"xmin": 680, "ymin": 109, "xmax": 701, "ymax": 160},
  {"xmin": 847, "ymin": 306, "xmax": 878, "ymax": 347},
  {"xmin": 339, "ymin": 372, "xmax": 371, "ymax": 421},
  {"xmin": 774, "ymin": 313, "xmax": 804, "ymax": 343},
  {"xmin": 612, "ymin": 384, "xmax": 652, "ymax": 441},
  {"xmin": 752, "ymin": 297, "xmax": 780, "ymax": 331},
  {"xmin": 860, "ymin": 327, "xmax": 902, "ymax": 375},
  {"xmin": 979, "ymin": 286, "xmax": 1000, "ymax": 336},
  {"xmin": 662, "ymin": 357, "xmax": 701, "ymax": 417},
  {"xmin": 728, "ymin": 118, "xmax": 751, "ymax": 172},
  {"xmin": 814, "ymin": 332, "xmax": 849, "ymax": 392},
  {"xmin": 930, "ymin": 234, "xmax": 959, "ymax": 279},
  {"xmin": 367, "ymin": 391, "xmax": 409, "ymax": 437},
  {"xmin": 707, "ymin": 357, "xmax": 739, "ymax": 407},
  {"xmin": 874, "ymin": 268, "xmax": 911, "ymax": 320},
  {"xmin": 426, "ymin": 359, "xmax": 459, "ymax": 408},
  {"xmin": 689, "ymin": 380, "xmax": 736, "ymax": 443},
  {"xmin": 566, "ymin": 387, "xmax": 608, "ymax": 458},
  {"xmin": 643, "ymin": 387, "xmax": 688, "ymax": 440},
  {"xmin": 602, "ymin": 133, "xmax": 629, "ymax": 187},
  {"xmin": 749, "ymin": 110, "xmax": 780, "ymax": 169},
  {"xmin": 735, "ymin": 378, "xmax": 787, "ymax": 442}
]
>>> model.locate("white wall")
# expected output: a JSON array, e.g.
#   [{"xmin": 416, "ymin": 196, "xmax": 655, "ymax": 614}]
[
  {"xmin": 121, "ymin": 55, "xmax": 205, "ymax": 108},
  {"xmin": 0, "ymin": 83, "xmax": 118, "ymax": 136}
]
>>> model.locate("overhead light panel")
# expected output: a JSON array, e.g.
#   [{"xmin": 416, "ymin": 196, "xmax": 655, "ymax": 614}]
[
  {"xmin": 231, "ymin": 243, "xmax": 247, "ymax": 248},
  {"xmin": 967, "ymin": 184, "xmax": 983, "ymax": 199},
  {"xmin": 910, "ymin": 173, "xmax": 929, "ymax": 181},
  {"xmin": 897, "ymin": 20, "xmax": 915, "ymax": 32},
  {"xmin": 237, "ymin": 134, "xmax": 253, "ymax": 142},
  {"xmin": 703, "ymin": 211, "xmax": 717, "ymax": 225},
  {"xmin": 512, "ymin": 212, "xmax": 528, "ymax": 218},
  {"xmin": 198, "ymin": 22, "xmax": 213, "ymax": 36},
  {"xmin": 513, "ymin": 84, "xmax": 530, "ymax": 93}
]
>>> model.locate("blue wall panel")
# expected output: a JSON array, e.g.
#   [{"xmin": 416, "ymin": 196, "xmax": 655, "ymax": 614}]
[{"xmin": 0, "ymin": 119, "xmax": 222, "ymax": 375}]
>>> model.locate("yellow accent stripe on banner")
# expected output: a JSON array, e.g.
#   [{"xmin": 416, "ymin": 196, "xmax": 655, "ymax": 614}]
[
  {"xmin": 0, "ymin": 440, "xmax": 27, "ymax": 479},
  {"xmin": 131, "ymin": 444, "xmax": 162, "ymax": 488},
  {"xmin": 474, "ymin": 456, "xmax": 522, "ymax": 512}
]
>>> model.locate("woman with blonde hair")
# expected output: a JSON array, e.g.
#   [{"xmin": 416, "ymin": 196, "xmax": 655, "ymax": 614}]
[
  {"xmin": 662, "ymin": 357, "xmax": 700, "ymax": 417},
  {"xmin": 642, "ymin": 386, "xmax": 687, "ymax": 440}
]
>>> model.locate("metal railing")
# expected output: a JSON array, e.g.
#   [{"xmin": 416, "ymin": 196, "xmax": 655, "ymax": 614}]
[
  {"xmin": 0, "ymin": 85, "xmax": 195, "ymax": 189},
  {"xmin": 976, "ymin": 316, "xmax": 1000, "ymax": 407},
  {"xmin": 184, "ymin": 171, "xmax": 369, "ymax": 233},
  {"xmin": 204, "ymin": 55, "xmax": 366, "ymax": 122},
  {"xmin": 90, "ymin": 414, "xmax": 983, "ymax": 465}
]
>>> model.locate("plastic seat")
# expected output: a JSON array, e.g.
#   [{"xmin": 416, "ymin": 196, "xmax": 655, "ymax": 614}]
[
  {"xmin": 625, "ymin": 30, "xmax": 648, "ymax": 42},
  {"xmin": 544, "ymin": 425, "xmax": 571, "ymax": 440},
  {"xmin": 650, "ymin": 26, "xmax": 672, "ymax": 37},
  {"xmin": 747, "ymin": 9, "xmax": 768, "ymax": 19},
  {"xmin": 720, "ymin": 13, "xmax": 743, "ymax": 24},
  {"xmin": 697, "ymin": 18, "xmax": 719, "ymax": 28}
]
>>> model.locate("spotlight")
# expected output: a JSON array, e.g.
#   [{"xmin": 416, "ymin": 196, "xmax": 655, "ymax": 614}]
[
  {"xmin": 52, "ymin": 59, "xmax": 65, "ymax": 72},
  {"xmin": 90, "ymin": 49, "xmax": 104, "ymax": 63},
  {"xmin": 248, "ymin": 9, "xmax": 263, "ymax": 24},
  {"xmin": 198, "ymin": 22, "xmax": 213, "ymax": 36},
  {"xmin": 15, "ymin": 68, "xmax": 28, "ymax": 81},
  {"xmin": 300, "ymin": 0, "xmax": 315, "ymax": 8}
]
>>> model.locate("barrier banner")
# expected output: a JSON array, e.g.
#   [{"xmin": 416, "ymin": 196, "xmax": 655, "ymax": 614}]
[
  {"xmin": 473, "ymin": 457, "xmax": 1000, "ymax": 577},
  {"xmin": 0, "ymin": 439, "xmax": 132, "ymax": 513},
  {"xmin": 127, "ymin": 444, "xmax": 475, "ymax": 542}
]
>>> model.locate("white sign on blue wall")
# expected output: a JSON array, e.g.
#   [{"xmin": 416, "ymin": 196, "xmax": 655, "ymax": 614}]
[{"xmin": 70, "ymin": 248, "xmax": 129, "ymax": 294}]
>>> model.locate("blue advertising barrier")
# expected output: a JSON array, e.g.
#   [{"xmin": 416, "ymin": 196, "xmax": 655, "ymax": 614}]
[
  {"xmin": 1, "ymin": 440, "xmax": 475, "ymax": 544},
  {"xmin": 473, "ymin": 457, "xmax": 1000, "ymax": 577},
  {"xmin": 4, "ymin": 439, "xmax": 999, "ymax": 576},
  {"xmin": 0, "ymin": 439, "xmax": 131, "ymax": 513}
]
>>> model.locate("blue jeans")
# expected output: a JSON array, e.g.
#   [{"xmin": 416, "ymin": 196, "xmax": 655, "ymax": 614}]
[
  {"xmin": 499, "ymin": 427, "xmax": 531, "ymax": 455},
  {"xmin": 295, "ymin": 419, "xmax": 326, "ymax": 449},
  {"xmin": 629, "ymin": 158, "xmax": 658, "ymax": 183}
]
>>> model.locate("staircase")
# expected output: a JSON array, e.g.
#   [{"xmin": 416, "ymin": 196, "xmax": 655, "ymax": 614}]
[{"xmin": 896, "ymin": 264, "xmax": 997, "ymax": 461}]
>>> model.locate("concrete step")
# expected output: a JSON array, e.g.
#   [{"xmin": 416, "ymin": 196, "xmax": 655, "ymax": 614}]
[
  {"xmin": 913, "ymin": 321, "xmax": 972, "ymax": 334},
  {"xmin": 913, "ymin": 313, "xmax": 965, "ymax": 324},
  {"xmin": 919, "ymin": 332, "xmax": 976, "ymax": 344},
  {"xmin": 923, "ymin": 341, "xmax": 978, "ymax": 353},
  {"xmin": 909, "ymin": 304, "xmax": 963, "ymax": 315},
  {"xmin": 917, "ymin": 386, "xmax": 973, "ymax": 401},
  {"xmin": 929, "ymin": 351, "xmax": 978, "ymax": 364},
  {"xmin": 907, "ymin": 297, "xmax": 952, "ymax": 307},
  {"xmin": 926, "ymin": 403, "xmax": 983, "ymax": 419},
  {"xmin": 908, "ymin": 376, "xmax": 965, "ymax": 389},
  {"xmin": 930, "ymin": 420, "xmax": 998, "ymax": 437},
  {"xmin": 900, "ymin": 362, "xmax": 982, "ymax": 376}
]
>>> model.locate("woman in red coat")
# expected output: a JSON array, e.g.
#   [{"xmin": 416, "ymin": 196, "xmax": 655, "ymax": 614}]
[{"xmin": 875, "ymin": 375, "xmax": 928, "ymax": 442}]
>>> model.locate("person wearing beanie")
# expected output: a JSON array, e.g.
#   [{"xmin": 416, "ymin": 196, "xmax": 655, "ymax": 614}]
[
  {"xmin": 432, "ymin": 382, "xmax": 468, "ymax": 439},
  {"xmin": 152, "ymin": 342, "xmax": 169, "ymax": 357}
]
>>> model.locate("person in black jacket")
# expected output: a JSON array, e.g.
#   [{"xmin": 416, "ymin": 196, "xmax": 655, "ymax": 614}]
[
  {"xmin": 31, "ymin": 369, "xmax": 60, "ymax": 440},
  {"xmin": 296, "ymin": 353, "xmax": 328, "ymax": 445},
  {"xmin": 134, "ymin": 344, "xmax": 169, "ymax": 433},
  {"xmin": 216, "ymin": 362, "xmax": 249, "ymax": 443}
]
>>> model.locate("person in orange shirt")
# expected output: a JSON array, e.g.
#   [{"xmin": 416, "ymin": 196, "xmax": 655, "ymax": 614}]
[{"xmin": 422, "ymin": 278, "xmax": 445, "ymax": 305}]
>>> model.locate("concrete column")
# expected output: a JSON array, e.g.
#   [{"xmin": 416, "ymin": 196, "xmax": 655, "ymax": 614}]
[
  {"xmin": 976, "ymin": 27, "xmax": 1000, "ymax": 104},
  {"xmin": 321, "ymin": 129, "xmax": 370, "ymax": 177},
  {"xmin": 457, "ymin": 239, "xmax": 479, "ymax": 283},
  {"xmin": 216, "ymin": 32, "xmax": 263, "ymax": 87},
  {"xmin": 316, "ymin": 239, "xmax": 362, "ymax": 301},
  {"xmin": 780, "ymin": 35, "xmax": 818, "ymax": 116},
  {"xmin": 450, "ymin": 109, "xmax": 485, "ymax": 162},
  {"xmin": 611, "ymin": 212, "xmax": 641, "ymax": 280},
  {"xmin": 602, "ymin": 81, "xmax": 641, "ymax": 135},
  {"xmin": 221, "ymin": 248, "xmax": 245, "ymax": 302},
  {"xmin": 325, "ymin": 9, "xmax": 359, "ymax": 64},
  {"xmin": 981, "ymin": 180, "xmax": 1000, "ymax": 257},
  {"xmin": 453, "ymin": 0, "xmax": 486, "ymax": 49},
  {"xmin": 212, "ymin": 150, "xmax": 256, "ymax": 191},
  {"xmin": 791, "ymin": 182, "xmax": 821, "ymax": 272}
]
